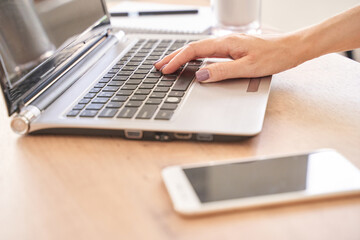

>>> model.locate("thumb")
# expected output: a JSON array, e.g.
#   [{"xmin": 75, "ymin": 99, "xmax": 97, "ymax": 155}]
[{"xmin": 195, "ymin": 59, "xmax": 252, "ymax": 83}]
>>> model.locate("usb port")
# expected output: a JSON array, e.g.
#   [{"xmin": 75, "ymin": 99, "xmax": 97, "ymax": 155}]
[
  {"xmin": 196, "ymin": 133, "xmax": 213, "ymax": 142},
  {"xmin": 174, "ymin": 133, "xmax": 192, "ymax": 140},
  {"xmin": 125, "ymin": 130, "xmax": 143, "ymax": 139}
]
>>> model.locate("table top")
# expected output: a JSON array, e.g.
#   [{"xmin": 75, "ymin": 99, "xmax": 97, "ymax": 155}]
[{"xmin": 1, "ymin": 41, "xmax": 360, "ymax": 240}]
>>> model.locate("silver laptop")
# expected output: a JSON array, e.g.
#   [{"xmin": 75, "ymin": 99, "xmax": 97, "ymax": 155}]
[{"xmin": 0, "ymin": 0, "xmax": 271, "ymax": 141}]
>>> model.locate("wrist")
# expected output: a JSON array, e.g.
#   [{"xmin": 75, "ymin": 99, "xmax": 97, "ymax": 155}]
[{"xmin": 283, "ymin": 31, "xmax": 316, "ymax": 67}]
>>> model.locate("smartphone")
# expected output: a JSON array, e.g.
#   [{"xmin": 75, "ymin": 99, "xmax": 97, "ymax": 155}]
[{"xmin": 162, "ymin": 149, "xmax": 360, "ymax": 216}]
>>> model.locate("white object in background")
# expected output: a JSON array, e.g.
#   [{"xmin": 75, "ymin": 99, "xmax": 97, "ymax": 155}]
[
  {"xmin": 212, "ymin": 0, "xmax": 261, "ymax": 35},
  {"xmin": 109, "ymin": 1, "xmax": 212, "ymax": 35}
]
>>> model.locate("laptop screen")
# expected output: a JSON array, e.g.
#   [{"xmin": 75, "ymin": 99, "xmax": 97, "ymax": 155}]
[{"xmin": 0, "ymin": 0, "xmax": 110, "ymax": 115}]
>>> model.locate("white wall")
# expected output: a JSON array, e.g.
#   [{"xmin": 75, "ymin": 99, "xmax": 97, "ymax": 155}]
[
  {"xmin": 262, "ymin": 0, "xmax": 359, "ymax": 31},
  {"xmin": 262, "ymin": 0, "xmax": 360, "ymax": 61}
]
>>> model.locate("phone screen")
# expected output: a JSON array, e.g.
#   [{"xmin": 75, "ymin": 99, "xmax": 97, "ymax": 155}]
[{"xmin": 183, "ymin": 154, "xmax": 309, "ymax": 203}]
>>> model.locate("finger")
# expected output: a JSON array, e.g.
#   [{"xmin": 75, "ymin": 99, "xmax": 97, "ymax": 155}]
[
  {"xmin": 161, "ymin": 38, "xmax": 229, "ymax": 74},
  {"xmin": 195, "ymin": 58, "xmax": 257, "ymax": 83},
  {"xmin": 153, "ymin": 48, "xmax": 182, "ymax": 70}
]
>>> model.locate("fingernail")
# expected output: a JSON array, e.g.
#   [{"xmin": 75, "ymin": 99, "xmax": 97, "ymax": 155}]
[
  {"xmin": 160, "ymin": 64, "xmax": 167, "ymax": 72},
  {"xmin": 153, "ymin": 59, "xmax": 161, "ymax": 65},
  {"xmin": 196, "ymin": 69, "xmax": 210, "ymax": 82}
]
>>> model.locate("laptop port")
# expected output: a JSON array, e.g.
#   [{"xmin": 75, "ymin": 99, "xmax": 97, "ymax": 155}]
[
  {"xmin": 196, "ymin": 133, "xmax": 213, "ymax": 142},
  {"xmin": 174, "ymin": 133, "xmax": 192, "ymax": 140},
  {"xmin": 125, "ymin": 130, "xmax": 143, "ymax": 139},
  {"xmin": 154, "ymin": 132, "xmax": 171, "ymax": 141}
]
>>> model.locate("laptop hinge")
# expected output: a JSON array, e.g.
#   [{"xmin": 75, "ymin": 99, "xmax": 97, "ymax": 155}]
[
  {"xmin": 10, "ymin": 31, "xmax": 122, "ymax": 134},
  {"xmin": 11, "ymin": 105, "xmax": 41, "ymax": 134}
]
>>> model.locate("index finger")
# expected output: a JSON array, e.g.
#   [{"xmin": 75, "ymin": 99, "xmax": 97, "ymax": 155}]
[{"xmin": 161, "ymin": 38, "xmax": 228, "ymax": 74}]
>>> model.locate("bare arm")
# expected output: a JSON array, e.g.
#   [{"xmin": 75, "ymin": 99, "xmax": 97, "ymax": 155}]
[{"xmin": 154, "ymin": 5, "xmax": 360, "ymax": 83}]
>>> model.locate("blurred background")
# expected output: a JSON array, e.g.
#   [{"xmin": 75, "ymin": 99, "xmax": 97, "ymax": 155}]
[{"xmin": 106, "ymin": 0, "xmax": 360, "ymax": 61}]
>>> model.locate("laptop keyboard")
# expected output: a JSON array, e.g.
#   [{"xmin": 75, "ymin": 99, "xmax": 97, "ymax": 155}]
[{"xmin": 66, "ymin": 38, "xmax": 202, "ymax": 120}]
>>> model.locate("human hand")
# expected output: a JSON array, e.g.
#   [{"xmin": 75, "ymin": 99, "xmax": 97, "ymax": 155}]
[{"xmin": 154, "ymin": 34, "xmax": 303, "ymax": 83}]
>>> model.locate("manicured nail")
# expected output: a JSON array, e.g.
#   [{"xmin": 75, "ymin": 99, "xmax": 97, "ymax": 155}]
[
  {"xmin": 196, "ymin": 69, "xmax": 210, "ymax": 82},
  {"xmin": 160, "ymin": 64, "xmax": 167, "ymax": 72}
]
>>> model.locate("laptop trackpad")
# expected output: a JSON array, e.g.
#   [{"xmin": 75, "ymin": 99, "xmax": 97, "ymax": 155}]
[{"xmin": 175, "ymin": 75, "xmax": 271, "ymax": 135}]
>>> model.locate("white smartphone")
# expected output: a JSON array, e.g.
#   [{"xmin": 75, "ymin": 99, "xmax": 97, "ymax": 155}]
[{"xmin": 162, "ymin": 149, "xmax": 360, "ymax": 216}]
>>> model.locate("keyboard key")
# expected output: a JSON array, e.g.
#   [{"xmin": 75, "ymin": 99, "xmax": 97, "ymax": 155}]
[
  {"xmin": 67, "ymin": 110, "xmax": 80, "ymax": 117},
  {"xmin": 122, "ymin": 66, "xmax": 137, "ymax": 71},
  {"xmin": 131, "ymin": 95, "xmax": 147, "ymax": 101},
  {"xmin": 79, "ymin": 98, "xmax": 90, "ymax": 104},
  {"xmin": 138, "ymin": 64, "xmax": 153, "ymax": 70},
  {"xmin": 131, "ymin": 57, "xmax": 144, "ymax": 62},
  {"xmin": 98, "ymin": 108, "xmax": 118, "ymax": 118},
  {"xmin": 135, "ymin": 52, "xmax": 148, "ymax": 57},
  {"xmin": 111, "ymin": 96, "xmax": 128, "ymax": 102},
  {"xmin": 117, "ymin": 71, "xmax": 133, "ymax": 76},
  {"xmin": 111, "ymin": 65, "xmax": 121, "ymax": 70},
  {"xmin": 86, "ymin": 103, "xmax": 104, "ymax": 110},
  {"xmin": 103, "ymin": 86, "xmax": 119, "ymax": 92},
  {"xmin": 162, "ymin": 75, "xmax": 177, "ymax": 81},
  {"xmin": 165, "ymin": 97, "xmax": 181, "ymax": 103},
  {"xmin": 116, "ymin": 60, "xmax": 127, "ymax": 66},
  {"xmin": 117, "ymin": 108, "xmax": 137, "ymax": 118},
  {"xmin": 73, "ymin": 104, "xmax": 86, "ymax": 110},
  {"xmin": 98, "ymin": 92, "xmax": 114, "ymax": 98},
  {"xmin": 150, "ymin": 92, "xmax": 166, "ymax": 98},
  {"xmin": 150, "ymin": 52, "xmax": 163, "ymax": 57},
  {"xmin": 127, "ymin": 79, "xmax": 142, "ymax": 85},
  {"xmin": 136, "ymin": 105, "xmax": 158, "ymax": 119},
  {"xmin": 161, "ymin": 103, "xmax": 178, "ymax": 110},
  {"xmin": 117, "ymin": 90, "xmax": 133, "ymax": 96},
  {"xmin": 113, "ymin": 76, "xmax": 128, "ymax": 81},
  {"xmin": 154, "ymin": 87, "xmax": 170, "ymax": 92},
  {"xmin": 135, "ymin": 89, "xmax": 151, "ymax": 95},
  {"xmin": 94, "ymin": 83, "xmax": 106, "ymax": 88},
  {"xmin": 108, "ymin": 69, "xmax": 119, "ymax": 74},
  {"xmin": 158, "ymin": 81, "xmax": 173, "ymax": 87},
  {"xmin": 155, "ymin": 110, "xmax": 174, "ymax": 120},
  {"xmin": 123, "ymin": 54, "xmax": 133, "ymax": 59},
  {"xmin": 134, "ymin": 69, "xmax": 150, "ymax": 74},
  {"xmin": 104, "ymin": 73, "xmax": 115, "ymax": 78},
  {"xmin": 126, "ymin": 101, "xmax": 142, "ymax": 107},
  {"xmin": 89, "ymin": 88, "xmax": 101, "ymax": 93},
  {"xmin": 172, "ymin": 65, "xmax": 198, "ymax": 91},
  {"xmin": 131, "ymin": 73, "xmax": 147, "ymax": 79},
  {"xmin": 84, "ymin": 93, "xmax": 96, "ymax": 99},
  {"xmin": 108, "ymin": 80, "xmax": 125, "ymax": 87},
  {"xmin": 175, "ymin": 39, "xmax": 187, "ymax": 43},
  {"xmin": 139, "ymin": 83, "xmax": 155, "ymax": 89},
  {"xmin": 122, "ymin": 85, "xmax": 138, "ymax": 90},
  {"xmin": 106, "ymin": 102, "xmax": 123, "ymax": 108},
  {"xmin": 126, "ymin": 61, "xmax": 141, "ymax": 66},
  {"xmin": 147, "ymin": 72, "xmax": 162, "ymax": 78},
  {"xmin": 146, "ymin": 56, "xmax": 160, "ymax": 61},
  {"xmin": 99, "ymin": 78, "xmax": 111, "ymax": 83},
  {"xmin": 146, "ymin": 99, "xmax": 162, "ymax": 105},
  {"xmin": 80, "ymin": 110, "xmax": 98, "ymax": 118},
  {"xmin": 143, "ymin": 78, "xmax": 159, "ymax": 84},
  {"xmin": 92, "ymin": 98, "xmax": 109, "ymax": 104},
  {"xmin": 168, "ymin": 91, "xmax": 185, "ymax": 97},
  {"xmin": 143, "ymin": 60, "xmax": 154, "ymax": 65}
]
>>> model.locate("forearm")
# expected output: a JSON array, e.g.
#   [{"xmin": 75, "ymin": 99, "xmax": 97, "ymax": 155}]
[{"xmin": 291, "ymin": 5, "xmax": 360, "ymax": 63}]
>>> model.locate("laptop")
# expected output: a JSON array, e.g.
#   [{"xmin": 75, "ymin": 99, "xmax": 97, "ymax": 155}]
[{"xmin": 0, "ymin": 0, "xmax": 271, "ymax": 141}]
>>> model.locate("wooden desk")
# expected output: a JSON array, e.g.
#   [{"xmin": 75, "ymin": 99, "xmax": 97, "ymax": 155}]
[
  {"xmin": 1, "ymin": 0, "xmax": 360, "ymax": 233},
  {"xmin": 1, "ymin": 51, "xmax": 360, "ymax": 239}
]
